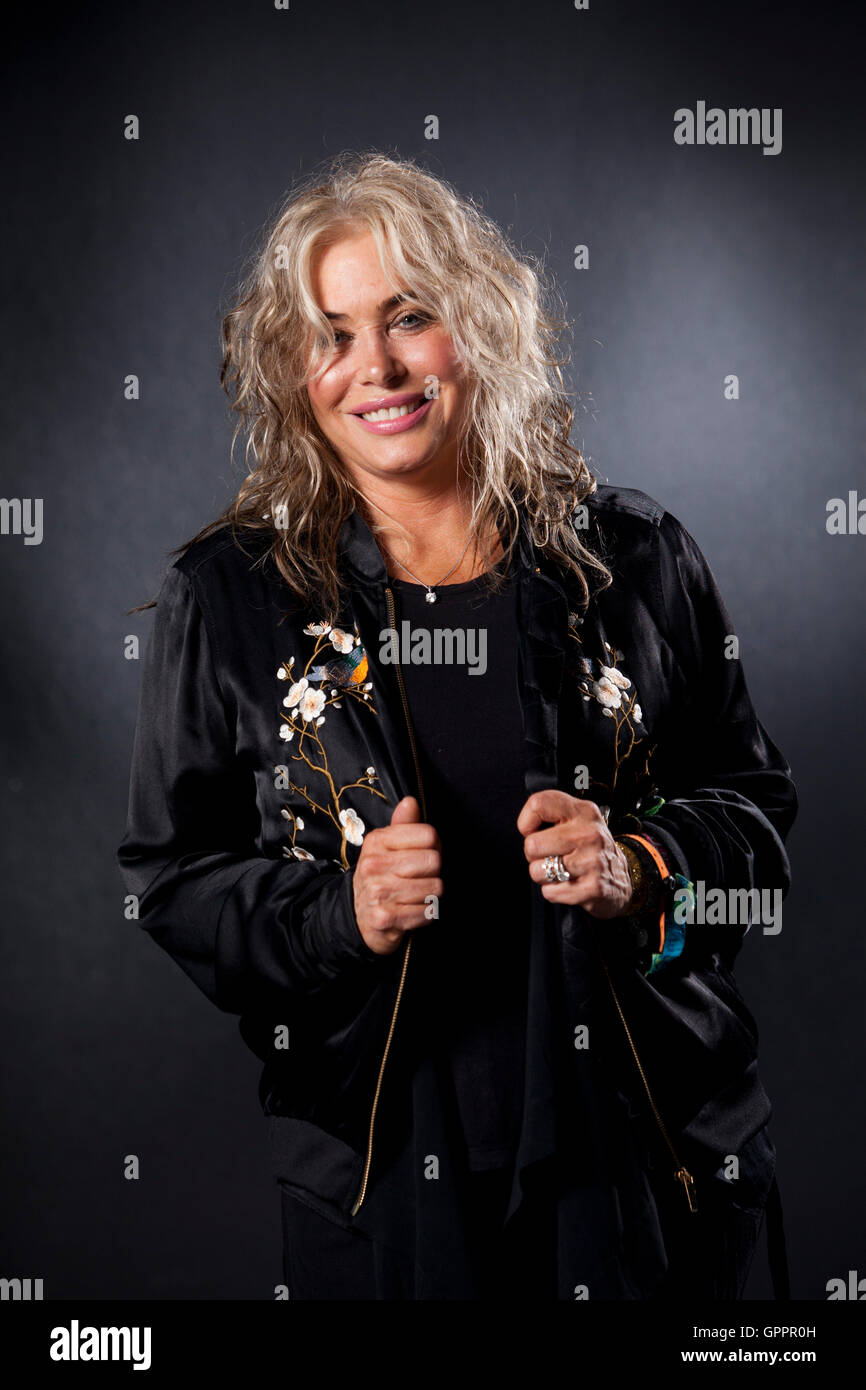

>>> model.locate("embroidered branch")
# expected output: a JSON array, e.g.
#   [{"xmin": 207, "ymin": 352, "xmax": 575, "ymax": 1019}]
[{"xmin": 276, "ymin": 621, "xmax": 386, "ymax": 868}]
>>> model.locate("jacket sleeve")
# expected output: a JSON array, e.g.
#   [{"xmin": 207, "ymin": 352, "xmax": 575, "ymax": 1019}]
[
  {"xmin": 627, "ymin": 509, "xmax": 798, "ymax": 970},
  {"xmin": 116, "ymin": 562, "xmax": 389, "ymax": 1016}
]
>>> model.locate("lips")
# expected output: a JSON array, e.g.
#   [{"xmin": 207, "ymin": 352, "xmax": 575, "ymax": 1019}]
[
  {"xmin": 350, "ymin": 391, "xmax": 426, "ymax": 418},
  {"xmin": 350, "ymin": 394, "xmax": 434, "ymax": 435}
]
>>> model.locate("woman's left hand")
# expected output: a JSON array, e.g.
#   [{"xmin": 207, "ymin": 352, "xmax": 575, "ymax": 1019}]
[{"xmin": 517, "ymin": 789, "xmax": 633, "ymax": 918}]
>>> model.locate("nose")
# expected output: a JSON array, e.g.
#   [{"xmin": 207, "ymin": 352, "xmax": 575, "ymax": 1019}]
[{"xmin": 355, "ymin": 326, "xmax": 403, "ymax": 385}]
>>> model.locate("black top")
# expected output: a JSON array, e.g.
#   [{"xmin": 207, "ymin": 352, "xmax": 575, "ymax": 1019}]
[{"xmin": 389, "ymin": 561, "xmax": 530, "ymax": 1170}]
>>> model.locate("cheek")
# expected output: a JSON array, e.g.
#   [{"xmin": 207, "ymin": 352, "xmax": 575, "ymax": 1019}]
[
  {"xmin": 411, "ymin": 331, "xmax": 462, "ymax": 384},
  {"xmin": 307, "ymin": 369, "xmax": 345, "ymax": 420},
  {"xmin": 424, "ymin": 357, "xmax": 467, "ymax": 423}
]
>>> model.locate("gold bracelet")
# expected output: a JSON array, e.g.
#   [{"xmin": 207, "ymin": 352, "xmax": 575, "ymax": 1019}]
[{"xmin": 615, "ymin": 837, "xmax": 651, "ymax": 915}]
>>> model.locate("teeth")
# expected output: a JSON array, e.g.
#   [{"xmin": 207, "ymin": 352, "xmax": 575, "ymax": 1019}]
[{"xmin": 360, "ymin": 398, "xmax": 422, "ymax": 422}]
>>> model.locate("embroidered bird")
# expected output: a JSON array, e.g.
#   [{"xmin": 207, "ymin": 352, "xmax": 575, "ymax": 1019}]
[{"xmin": 308, "ymin": 645, "xmax": 369, "ymax": 689}]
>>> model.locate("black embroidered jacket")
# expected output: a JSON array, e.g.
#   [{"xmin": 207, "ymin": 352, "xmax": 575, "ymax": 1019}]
[{"xmin": 117, "ymin": 484, "xmax": 797, "ymax": 1298}]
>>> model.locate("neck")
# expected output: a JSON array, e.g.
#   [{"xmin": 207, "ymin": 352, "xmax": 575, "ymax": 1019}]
[{"xmin": 353, "ymin": 473, "xmax": 504, "ymax": 587}]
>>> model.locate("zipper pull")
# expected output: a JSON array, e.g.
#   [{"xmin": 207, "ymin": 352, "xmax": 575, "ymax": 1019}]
[{"xmin": 674, "ymin": 1166, "xmax": 698, "ymax": 1213}]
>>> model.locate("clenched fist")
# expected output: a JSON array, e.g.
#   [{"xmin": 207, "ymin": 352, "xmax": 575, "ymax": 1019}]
[
  {"xmin": 517, "ymin": 789, "xmax": 634, "ymax": 918},
  {"xmin": 352, "ymin": 796, "xmax": 443, "ymax": 955}
]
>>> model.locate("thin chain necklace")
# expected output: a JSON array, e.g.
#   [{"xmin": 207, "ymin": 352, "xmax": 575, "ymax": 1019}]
[{"xmin": 380, "ymin": 533, "xmax": 476, "ymax": 604}]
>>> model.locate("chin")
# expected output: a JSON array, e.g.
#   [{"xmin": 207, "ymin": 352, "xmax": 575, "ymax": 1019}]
[{"xmin": 367, "ymin": 455, "xmax": 435, "ymax": 474}]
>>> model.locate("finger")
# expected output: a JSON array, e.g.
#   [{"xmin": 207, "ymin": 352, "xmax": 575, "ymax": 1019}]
[
  {"xmin": 539, "ymin": 880, "xmax": 583, "ymax": 904},
  {"xmin": 538, "ymin": 876, "xmax": 616, "ymax": 914},
  {"xmin": 390, "ymin": 904, "xmax": 440, "ymax": 931},
  {"xmin": 527, "ymin": 848, "xmax": 587, "ymax": 884},
  {"xmin": 368, "ymin": 888, "xmax": 443, "ymax": 933},
  {"xmin": 383, "ymin": 822, "xmax": 442, "ymax": 850},
  {"xmin": 516, "ymin": 788, "xmax": 578, "ymax": 837},
  {"xmin": 385, "ymin": 876, "xmax": 444, "ymax": 905},
  {"xmin": 389, "ymin": 795, "xmax": 422, "ymax": 825},
  {"xmin": 389, "ymin": 850, "xmax": 442, "ymax": 879},
  {"xmin": 522, "ymin": 825, "xmax": 579, "ymax": 863},
  {"xmin": 524, "ymin": 805, "xmax": 607, "ymax": 861}
]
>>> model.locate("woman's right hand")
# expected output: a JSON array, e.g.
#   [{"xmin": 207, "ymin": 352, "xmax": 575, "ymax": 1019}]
[{"xmin": 352, "ymin": 796, "xmax": 443, "ymax": 955}]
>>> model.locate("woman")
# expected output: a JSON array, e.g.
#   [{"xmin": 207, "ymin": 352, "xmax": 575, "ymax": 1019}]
[{"xmin": 118, "ymin": 151, "xmax": 797, "ymax": 1301}]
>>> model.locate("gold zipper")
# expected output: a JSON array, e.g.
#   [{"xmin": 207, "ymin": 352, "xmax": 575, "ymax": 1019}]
[
  {"xmin": 597, "ymin": 948, "xmax": 698, "ymax": 1213},
  {"xmin": 349, "ymin": 587, "xmax": 693, "ymax": 1218},
  {"xmin": 351, "ymin": 586, "xmax": 428, "ymax": 1216}
]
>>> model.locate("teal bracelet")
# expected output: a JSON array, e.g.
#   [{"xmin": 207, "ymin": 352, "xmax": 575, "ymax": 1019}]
[{"xmin": 645, "ymin": 873, "xmax": 694, "ymax": 976}]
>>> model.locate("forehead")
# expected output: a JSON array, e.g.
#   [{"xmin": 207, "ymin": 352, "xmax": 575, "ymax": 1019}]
[{"xmin": 311, "ymin": 231, "xmax": 404, "ymax": 314}]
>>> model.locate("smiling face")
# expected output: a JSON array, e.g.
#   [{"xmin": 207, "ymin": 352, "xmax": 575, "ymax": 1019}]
[{"xmin": 305, "ymin": 228, "xmax": 468, "ymax": 492}]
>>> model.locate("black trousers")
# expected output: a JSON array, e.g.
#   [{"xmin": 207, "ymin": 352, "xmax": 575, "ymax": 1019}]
[{"xmin": 279, "ymin": 1166, "xmax": 763, "ymax": 1300}]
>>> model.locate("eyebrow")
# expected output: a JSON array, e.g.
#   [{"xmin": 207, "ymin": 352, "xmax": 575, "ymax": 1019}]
[{"xmin": 323, "ymin": 293, "xmax": 411, "ymax": 322}]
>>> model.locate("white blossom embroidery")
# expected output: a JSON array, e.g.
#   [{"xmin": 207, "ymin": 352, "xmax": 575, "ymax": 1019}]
[
  {"xmin": 339, "ymin": 807, "xmax": 366, "ymax": 846},
  {"xmin": 329, "ymin": 628, "xmax": 354, "ymax": 654},
  {"xmin": 276, "ymin": 619, "xmax": 386, "ymax": 868},
  {"xmin": 568, "ymin": 621, "xmax": 650, "ymax": 796},
  {"xmin": 298, "ymin": 687, "xmax": 327, "ymax": 723}
]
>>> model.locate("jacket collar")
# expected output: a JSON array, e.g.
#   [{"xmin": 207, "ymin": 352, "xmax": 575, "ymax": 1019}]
[
  {"xmin": 336, "ymin": 503, "xmax": 390, "ymax": 587},
  {"xmin": 336, "ymin": 498, "xmax": 566, "ymax": 593}
]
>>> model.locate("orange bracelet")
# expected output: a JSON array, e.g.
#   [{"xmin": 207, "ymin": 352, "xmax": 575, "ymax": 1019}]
[{"xmin": 617, "ymin": 833, "xmax": 671, "ymax": 954}]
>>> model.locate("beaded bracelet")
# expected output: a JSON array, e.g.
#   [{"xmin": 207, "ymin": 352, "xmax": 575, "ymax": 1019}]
[{"xmin": 616, "ymin": 838, "xmax": 652, "ymax": 914}]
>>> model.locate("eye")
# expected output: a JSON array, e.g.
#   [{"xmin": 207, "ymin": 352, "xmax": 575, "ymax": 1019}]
[{"xmin": 393, "ymin": 311, "xmax": 430, "ymax": 330}]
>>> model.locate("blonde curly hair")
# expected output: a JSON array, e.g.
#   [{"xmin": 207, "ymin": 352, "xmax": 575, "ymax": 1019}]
[{"xmin": 170, "ymin": 149, "xmax": 610, "ymax": 616}]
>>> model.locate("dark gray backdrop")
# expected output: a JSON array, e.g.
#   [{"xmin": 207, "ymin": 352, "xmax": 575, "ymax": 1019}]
[{"xmin": 2, "ymin": 0, "xmax": 863, "ymax": 1299}]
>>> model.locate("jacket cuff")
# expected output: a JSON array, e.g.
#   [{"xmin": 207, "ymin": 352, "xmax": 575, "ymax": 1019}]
[{"xmin": 296, "ymin": 867, "xmax": 385, "ymax": 973}]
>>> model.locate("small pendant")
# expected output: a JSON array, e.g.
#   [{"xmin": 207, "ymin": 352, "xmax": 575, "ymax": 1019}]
[{"xmin": 425, "ymin": 590, "xmax": 437, "ymax": 604}]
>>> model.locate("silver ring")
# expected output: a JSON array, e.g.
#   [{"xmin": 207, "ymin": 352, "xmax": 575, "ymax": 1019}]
[
  {"xmin": 553, "ymin": 854, "xmax": 571, "ymax": 882},
  {"xmin": 543, "ymin": 854, "xmax": 571, "ymax": 883}
]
